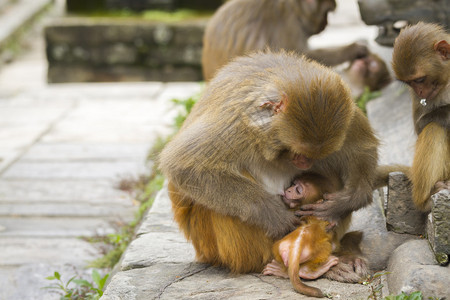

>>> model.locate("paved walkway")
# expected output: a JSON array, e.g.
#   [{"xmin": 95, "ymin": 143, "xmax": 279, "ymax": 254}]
[
  {"xmin": 0, "ymin": 8, "xmax": 202, "ymax": 296},
  {"xmin": 0, "ymin": 80, "xmax": 202, "ymax": 299}
]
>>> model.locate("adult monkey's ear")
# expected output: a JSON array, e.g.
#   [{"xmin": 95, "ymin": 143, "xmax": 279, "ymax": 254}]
[
  {"xmin": 434, "ymin": 40, "xmax": 450, "ymax": 60},
  {"xmin": 259, "ymin": 92, "xmax": 288, "ymax": 114}
]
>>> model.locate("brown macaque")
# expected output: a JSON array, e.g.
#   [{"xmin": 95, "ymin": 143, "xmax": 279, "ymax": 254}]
[
  {"xmin": 202, "ymin": 0, "xmax": 368, "ymax": 81},
  {"xmin": 392, "ymin": 22, "xmax": 450, "ymax": 211},
  {"xmin": 340, "ymin": 53, "xmax": 392, "ymax": 99},
  {"xmin": 265, "ymin": 217, "xmax": 337, "ymax": 298},
  {"xmin": 263, "ymin": 174, "xmax": 339, "ymax": 297},
  {"xmin": 159, "ymin": 51, "xmax": 379, "ymax": 282}
]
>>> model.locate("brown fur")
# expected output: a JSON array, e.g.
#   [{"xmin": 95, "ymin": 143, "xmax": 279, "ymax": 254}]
[
  {"xmin": 273, "ymin": 217, "xmax": 332, "ymax": 298},
  {"xmin": 159, "ymin": 51, "xmax": 378, "ymax": 278},
  {"xmin": 392, "ymin": 22, "xmax": 450, "ymax": 211},
  {"xmin": 202, "ymin": 0, "xmax": 371, "ymax": 81}
]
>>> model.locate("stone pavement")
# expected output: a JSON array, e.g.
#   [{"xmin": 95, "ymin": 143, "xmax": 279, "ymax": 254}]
[{"xmin": 0, "ymin": 82, "xmax": 203, "ymax": 300}]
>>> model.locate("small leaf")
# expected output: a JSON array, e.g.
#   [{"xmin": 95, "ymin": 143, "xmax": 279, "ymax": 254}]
[
  {"xmin": 72, "ymin": 279, "xmax": 93, "ymax": 288},
  {"xmin": 54, "ymin": 271, "xmax": 61, "ymax": 280},
  {"xmin": 92, "ymin": 269, "xmax": 102, "ymax": 286}
]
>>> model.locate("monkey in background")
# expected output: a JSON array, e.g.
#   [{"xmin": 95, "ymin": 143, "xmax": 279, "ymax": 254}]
[
  {"xmin": 160, "ymin": 51, "xmax": 379, "ymax": 282},
  {"xmin": 202, "ymin": 0, "xmax": 368, "ymax": 81},
  {"xmin": 392, "ymin": 22, "xmax": 450, "ymax": 211},
  {"xmin": 339, "ymin": 53, "xmax": 392, "ymax": 99}
]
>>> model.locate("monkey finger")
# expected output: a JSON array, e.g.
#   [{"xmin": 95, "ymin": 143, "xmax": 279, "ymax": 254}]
[
  {"xmin": 326, "ymin": 221, "xmax": 337, "ymax": 231},
  {"xmin": 299, "ymin": 202, "xmax": 328, "ymax": 212},
  {"xmin": 294, "ymin": 210, "xmax": 315, "ymax": 217}
]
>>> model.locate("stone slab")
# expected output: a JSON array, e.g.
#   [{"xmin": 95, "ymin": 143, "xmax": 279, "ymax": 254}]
[
  {"xmin": 20, "ymin": 143, "xmax": 150, "ymax": 161},
  {"xmin": 1, "ymin": 161, "xmax": 149, "ymax": 180},
  {"xmin": 0, "ymin": 216, "xmax": 115, "ymax": 237},
  {"xmin": 0, "ymin": 202, "xmax": 135, "ymax": 219},
  {"xmin": 387, "ymin": 239, "xmax": 450, "ymax": 299},
  {"xmin": 0, "ymin": 237, "xmax": 101, "ymax": 266},
  {"xmin": 0, "ymin": 179, "xmax": 134, "ymax": 204},
  {"xmin": 0, "ymin": 263, "xmax": 102, "ymax": 300},
  {"xmin": 103, "ymin": 262, "xmax": 371, "ymax": 300}
]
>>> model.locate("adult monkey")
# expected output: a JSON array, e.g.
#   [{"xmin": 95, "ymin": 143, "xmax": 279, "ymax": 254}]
[
  {"xmin": 202, "ymin": 0, "xmax": 369, "ymax": 81},
  {"xmin": 392, "ymin": 22, "xmax": 450, "ymax": 211},
  {"xmin": 160, "ymin": 51, "xmax": 379, "ymax": 282}
]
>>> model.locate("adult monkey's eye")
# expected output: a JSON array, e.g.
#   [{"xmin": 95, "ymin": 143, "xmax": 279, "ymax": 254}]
[{"xmin": 414, "ymin": 76, "xmax": 426, "ymax": 84}]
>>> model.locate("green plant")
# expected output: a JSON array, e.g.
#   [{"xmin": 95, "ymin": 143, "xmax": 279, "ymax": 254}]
[
  {"xmin": 172, "ymin": 96, "xmax": 198, "ymax": 129},
  {"xmin": 44, "ymin": 270, "xmax": 108, "ymax": 300},
  {"xmin": 384, "ymin": 291, "xmax": 423, "ymax": 300},
  {"xmin": 362, "ymin": 271, "xmax": 389, "ymax": 300},
  {"xmin": 356, "ymin": 87, "xmax": 382, "ymax": 114}
]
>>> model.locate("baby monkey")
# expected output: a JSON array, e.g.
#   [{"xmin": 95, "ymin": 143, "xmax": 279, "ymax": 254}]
[{"xmin": 263, "ymin": 173, "xmax": 340, "ymax": 298}]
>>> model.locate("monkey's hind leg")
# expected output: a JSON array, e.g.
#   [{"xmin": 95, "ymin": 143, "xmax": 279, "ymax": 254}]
[
  {"xmin": 411, "ymin": 123, "xmax": 450, "ymax": 211},
  {"xmin": 168, "ymin": 181, "xmax": 273, "ymax": 273},
  {"xmin": 168, "ymin": 181, "xmax": 219, "ymax": 264},
  {"xmin": 324, "ymin": 231, "xmax": 369, "ymax": 283}
]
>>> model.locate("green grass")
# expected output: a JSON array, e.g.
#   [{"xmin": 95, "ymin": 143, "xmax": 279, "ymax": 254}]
[{"xmin": 80, "ymin": 9, "xmax": 212, "ymax": 22}]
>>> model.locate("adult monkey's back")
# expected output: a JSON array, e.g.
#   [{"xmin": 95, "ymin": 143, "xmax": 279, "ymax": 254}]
[
  {"xmin": 159, "ymin": 51, "xmax": 379, "ymax": 281},
  {"xmin": 202, "ymin": 0, "xmax": 368, "ymax": 81}
]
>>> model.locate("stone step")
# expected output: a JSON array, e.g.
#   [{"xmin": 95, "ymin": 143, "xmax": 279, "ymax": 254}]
[
  {"xmin": 1, "ymin": 161, "xmax": 149, "ymax": 180},
  {"xmin": 20, "ymin": 143, "xmax": 150, "ymax": 162},
  {"xmin": 0, "ymin": 202, "xmax": 135, "ymax": 219},
  {"xmin": 0, "ymin": 263, "xmax": 100, "ymax": 300},
  {"xmin": 0, "ymin": 0, "xmax": 53, "ymax": 49},
  {"xmin": 0, "ymin": 216, "xmax": 116, "ymax": 237},
  {"xmin": 0, "ymin": 179, "xmax": 136, "ymax": 204},
  {"xmin": 0, "ymin": 237, "xmax": 100, "ymax": 266}
]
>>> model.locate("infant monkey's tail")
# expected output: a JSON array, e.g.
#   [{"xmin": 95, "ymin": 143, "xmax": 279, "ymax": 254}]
[{"xmin": 288, "ymin": 229, "xmax": 324, "ymax": 298}]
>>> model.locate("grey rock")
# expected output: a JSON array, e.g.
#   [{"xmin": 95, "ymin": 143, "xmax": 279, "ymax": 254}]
[
  {"xmin": 426, "ymin": 189, "xmax": 450, "ymax": 257},
  {"xmin": 350, "ymin": 189, "xmax": 416, "ymax": 271},
  {"xmin": 387, "ymin": 239, "xmax": 450, "ymax": 299},
  {"xmin": 386, "ymin": 172, "xmax": 426, "ymax": 235},
  {"xmin": 358, "ymin": 0, "xmax": 449, "ymax": 46}
]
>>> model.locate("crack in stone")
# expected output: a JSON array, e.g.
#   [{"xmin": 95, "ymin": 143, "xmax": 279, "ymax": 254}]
[
  {"xmin": 156, "ymin": 264, "xmax": 211, "ymax": 299},
  {"xmin": 250, "ymin": 273, "xmax": 283, "ymax": 295}
]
